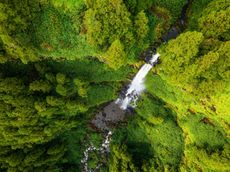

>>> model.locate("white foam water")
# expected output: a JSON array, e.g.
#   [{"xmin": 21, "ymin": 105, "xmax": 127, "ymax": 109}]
[
  {"xmin": 116, "ymin": 53, "xmax": 160, "ymax": 110},
  {"xmin": 81, "ymin": 131, "xmax": 112, "ymax": 172}
]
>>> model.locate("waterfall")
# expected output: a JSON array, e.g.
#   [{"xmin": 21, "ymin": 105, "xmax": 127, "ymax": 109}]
[
  {"xmin": 82, "ymin": 53, "xmax": 160, "ymax": 171},
  {"xmin": 116, "ymin": 53, "xmax": 160, "ymax": 110}
]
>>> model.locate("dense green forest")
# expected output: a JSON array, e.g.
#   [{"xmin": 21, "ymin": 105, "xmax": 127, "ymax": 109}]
[{"xmin": 0, "ymin": 0, "xmax": 229, "ymax": 171}]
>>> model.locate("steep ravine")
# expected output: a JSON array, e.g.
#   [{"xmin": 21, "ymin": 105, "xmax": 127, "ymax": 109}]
[{"xmin": 81, "ymin": 1, "xmax": 191, "ymax": 171}]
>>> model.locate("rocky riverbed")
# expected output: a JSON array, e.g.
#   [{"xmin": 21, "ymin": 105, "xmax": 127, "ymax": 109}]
[{"xmin": 91, "ymin": 102, "xmax": 126, "ymax": 131}]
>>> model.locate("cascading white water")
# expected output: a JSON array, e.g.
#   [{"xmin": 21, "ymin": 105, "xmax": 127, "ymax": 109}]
[
  {"xmin": 116, "ymin": 53, "xmax": 160, "ymax": 110},
  {"xmin": 82, "ymin": 53, "xmax": 160, "ymax": 171},
  {"xmin": 81, "ymin": 131, "xmax": 112, "ymax": 172}
]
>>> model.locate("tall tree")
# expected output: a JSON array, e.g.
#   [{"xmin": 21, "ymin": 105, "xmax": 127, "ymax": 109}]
[
  {"xmin": 198, "ymin": 0, "xmax": 230, "ymax": 40},
  {"xmin": 103, "ymin": 39, "xmax": 127, "ymax": 70},
  {"xmin": 135, "ymin": 11, "xmax": 149, "ymax": 43}
]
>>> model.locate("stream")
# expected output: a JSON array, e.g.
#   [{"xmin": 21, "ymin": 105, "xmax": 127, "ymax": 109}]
[{"xmin": 81, "ymin": 1, "xmax": 191, "ymax": 171}]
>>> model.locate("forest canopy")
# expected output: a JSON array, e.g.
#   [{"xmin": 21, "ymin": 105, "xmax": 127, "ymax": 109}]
[{"xmin": 0, "ymin": 0, "xmax": 229, "ymax": 172}]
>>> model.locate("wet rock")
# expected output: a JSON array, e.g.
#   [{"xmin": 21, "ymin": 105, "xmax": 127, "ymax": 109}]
[
  {"xmin": 126, "ymin": 106, "xmax": 135, "ymax": 114},
  {"xmin": 162, "ymin": 27, "xmax": 179, "ymax": 42},
  {"xmin": 92, "ymin": 102, "xmax": 126, "ymax": 131}
]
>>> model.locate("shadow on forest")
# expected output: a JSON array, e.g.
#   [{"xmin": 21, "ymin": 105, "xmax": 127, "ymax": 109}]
[{"xmin": 112, "ymin": 94, "xmax": 185, "ymax": 170}]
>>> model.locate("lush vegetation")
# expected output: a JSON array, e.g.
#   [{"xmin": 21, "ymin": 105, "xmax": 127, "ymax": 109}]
[
  {"xmin": 0, "ymin": 0, "xmax": 229, "ymax": 171},
  {"xmin": 110, "ymin": 0, "xmax": 230, "ymax": 171}
]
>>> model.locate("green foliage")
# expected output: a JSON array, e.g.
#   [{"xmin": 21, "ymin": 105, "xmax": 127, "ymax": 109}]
[
  {"xmin": 31, "ymin": 6, "xmax": 95, "ymax": 60},
  {"xmin": 1, "ymin": 0, "xmax": 230, "ymax": 171},
  {"xmin": 188, "ymin": 0, "xmax": 214, "ymax": 29},
  {"xmin": 0, "ymin": 0, "xmax": 159, "ymax": 67},
  {"xmin": 113, "ymin": 16, "xmax": 230, "ymax": 169},
  {"xmin": 0, "ymin": 53, "xmax": 131, "ymax": 170},
  {"xmin": 87, "ymin": 84, "xmax": 116, "ymax": 106},
  {"xmin": 83, "ymin": 0, "xmax": 135, "ymax": 66},
  {"xmin": 137, "ymin": 96, "xmax": 184, "ymax": 168},
  {"xmin": 111, "ymin": 95, "xmax": 184, "ymax": 171},
  {"xmin": 158, "ymin": 31, "xmax": 230, "ymax": 97},
  {"xmin": 0, "ymin": 28, "xmax": 38, "ymax": 63},
  {"xmin": 29, "ymin": 80, "xmax": 52, "ymax": 93},
  {"xmin": 0, "ymin": 0, "xmax": 95, "ymax": 62},
  {"xmin": 103, "ymin": 39, "xmax": 127, "ymax": 69},
  {"xmin": 46, "ymin": 59, "xmax": 133, "ymax": 83},
  {"xmin": 153, "ymin": 0, "xmax": 186, "ymax": 22},
  {"xmin": 124, "ymin": 0, "xmax": 153, "ymax": 14},
  {"xmin": 84, "ymin": 0, "xmax": 134, "ymax": 49},
  {"xmin": 56, "ymin": 84, "xmax": 67, "ymax": 96},
  {"xmin": 83, "ymin": 0, "xmax": 152, "ymax": 67},
  {"xmin": 181, "ymin": 144, "xmax": 230, "ymax": 171},
  {"xmin": 0, "ymin": 75, "xmax": 79, "ymax": 149},
  {"xmin": 143, "ymin": 23, "xmax": 230, "ymax": 170},
  {"xmin": 50, "ymin": 0, "xmax": 85, "ymax": 12},
  {"xmin": 73, "ymin": 79, "xmax": 88, "ymax": 97},
  {"xmin": 183, "ymin": 114, "xmax": 227, "ymax": 148},
  {"xmin": 109, "ymin": 144, "xmax": 138, "ymax": 172},
  {"xmin": 0, "ymin": 1, "xmax": 41, "ymax": 63},
  {"xmin": 150, "ymin": 6, "xmax": 172, "ymax": 42},
  {"xmin": 143, "ymin": 74, "xmax": 230, "ymax": 171},
  {"xmin": 0, "ymin": 139, "xmax": 66, "ymax": 172},
  {"xmin": 61, "ymin": 124, "xmax": 107, "ymax": 172},
  {"xmin": 158, "ymin": 31, "xmax": 204, "ymax": 87},
  {"xmin": 0, "ymin": 58, "xmax": 126, "ymax": 150},
  {"xmin": 56, "ymin": 73, "xmax": 66, "ymax": 85},
  {"xmin": 198, "ymin": 0, "xmax": 230, "ymax": 40},
  {"xmin": 134, "ymin": 11, "xmax": 149, "ymax": 43}
]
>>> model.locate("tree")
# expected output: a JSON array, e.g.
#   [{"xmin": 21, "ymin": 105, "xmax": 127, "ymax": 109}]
[
  {"xmin": 83, "ymin": 0, "xmax": 134, "ymax": 49},
  {"xmin": 0, "ymin": 139, "xmax": 66, "ymax": 172},
  {"xmin": 159, "ymin": 30, "xmax": 230, "ymax": 97},
  {"xmin": 153, "ymin": 0, "xmax": 186, "ymax": 22},
  {"xmin": 103, "ymin": 40, "xmax": 127, "ymax": 70},
  {"xmin": 159, "ymin": 31, "xmax": 204, "ymax": 87},
  {"xmin": 74, "ymin": 79, "xmax": 88, "ymax": 97},
  {"xmin": 195, "ymin": 41, "xmax": 230, "ymax": 95},
  {"xmin": 134, "ymin": 11, "xmax": 149, "ymax": 43},
  {"xmin": 124, "ymin": 0, "xmax": 153, "ymax": 14},
  {"xmin": 0, "ymin": 65, "xmax": 90, "ymax": 149},
  {"xmin": 180, "ymin": 145, "xmax": 230, "ymax": 171},
  {"xmin": 198, "ymin": 0, "xmax": 230, "ymax": 40},
  {"xmin": 29, "ymin": 80, "xmax": 52, "ymax": 93},
  {"xmin": 109, "ymin": 144, "xmax": 138, "ymax": 172},
  {"xmin": 0, "ymin": 2, "xmax": 39, "ymax": 63}
]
